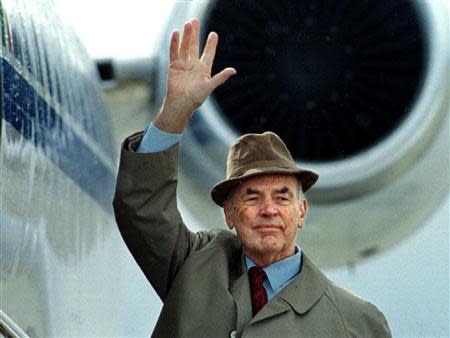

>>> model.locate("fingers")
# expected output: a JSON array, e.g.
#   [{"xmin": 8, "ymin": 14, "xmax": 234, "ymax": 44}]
[
  {"xmin": 189, "ymin": 18, "xmax": 200, "ymax": 59},
  {"xmin": 179, "ymin": 21, "xmax": 192, "ymax": 60},
  {"xmin": 201, "ymin": 32, "xmax": 219, "ymax": 69},
  {"xmin": 210, "ymin": 67, "xmax": 237, "ymax": 91},
  {"xmin": 169, "ymin": 30, "xmax": 179, "ymax": 62}
]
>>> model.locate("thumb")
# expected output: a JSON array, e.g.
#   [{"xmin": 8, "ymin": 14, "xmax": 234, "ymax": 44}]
[{"xmin": 209, "ymin": 67, "xmax": 237, "ymax": 91}]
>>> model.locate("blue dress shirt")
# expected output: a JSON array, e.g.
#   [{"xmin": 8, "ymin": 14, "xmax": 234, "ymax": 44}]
[
  {"xmin": 136, "ymin": 123, "xmax": 303, "ymax": 299},
  {"xmin": 245, "ymin": 248, "xmax": 302, "ymax": 301},
  {"xmin": 137, "ymin": 122, "xmax": 181, "ymax": 153}
]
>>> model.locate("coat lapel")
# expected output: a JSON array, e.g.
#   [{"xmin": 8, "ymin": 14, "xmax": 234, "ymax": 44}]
[
  {"xmin": 251, "ymin": 252, "xmax": 329, "ymax": 323},
  {"xmin": 228, "ymin": 250, "xmax": 330, "ymax": 331},
  {"xmin": 228, "ymin": 249, "xmax": 253, "ymax": 335},
  {"xmin": 250, "ymin": 296, "xmax": 291, "ymax": 323},
  {"xmin": 277, "ymin": 252, "xmax": 329, "ymax": 314}
]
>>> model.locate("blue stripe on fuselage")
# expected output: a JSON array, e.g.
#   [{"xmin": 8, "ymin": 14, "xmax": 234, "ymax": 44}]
[{"xmin": 2, "ymin": 58, "xmax": 115, "ymax": 212}]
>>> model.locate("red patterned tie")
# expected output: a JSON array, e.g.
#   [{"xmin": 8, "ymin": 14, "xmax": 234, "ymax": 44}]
[{"xmin": 248, "ymin": 266, "xmax": 268, "ymax": 316}]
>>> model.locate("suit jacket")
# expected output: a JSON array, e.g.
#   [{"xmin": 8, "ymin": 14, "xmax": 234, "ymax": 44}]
[{"xmin": 113, "ymin": 132, "xmax": 392, "ymax": 338}]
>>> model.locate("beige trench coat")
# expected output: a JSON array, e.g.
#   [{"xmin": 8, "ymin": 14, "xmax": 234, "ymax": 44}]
[{"xmin": 113, "ymin": 132, "xmax": 392, "ymax": 338}]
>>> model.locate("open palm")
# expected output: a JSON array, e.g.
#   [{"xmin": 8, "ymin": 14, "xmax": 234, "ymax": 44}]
[{"xmin": 156, "ymin": 19, "xmax": 236, "ymax": 133}]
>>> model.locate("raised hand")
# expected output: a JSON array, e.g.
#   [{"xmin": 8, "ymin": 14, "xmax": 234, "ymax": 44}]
[{"xmin": 154, "ymin": 18, "xmax": 237, "ymax": 133}]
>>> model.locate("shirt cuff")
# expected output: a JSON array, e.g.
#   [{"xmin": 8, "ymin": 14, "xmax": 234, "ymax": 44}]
[{"xmin": 136, "ymin": 122, "xmax": 182, "ymax": 153}]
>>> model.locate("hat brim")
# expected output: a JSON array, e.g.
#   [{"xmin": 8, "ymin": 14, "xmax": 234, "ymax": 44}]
[{"xmin": 210, "ymin": 167, "xmax": 319, "ymax": 207}]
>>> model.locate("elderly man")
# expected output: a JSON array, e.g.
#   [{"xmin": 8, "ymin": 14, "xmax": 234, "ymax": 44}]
[{"xmin": 113, "ymin": 18, "xmax": 391, "ymax": 338}]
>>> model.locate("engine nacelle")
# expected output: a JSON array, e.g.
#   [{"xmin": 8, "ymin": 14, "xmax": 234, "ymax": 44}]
[{"xmin": 154, "ymin": 0, "xmax": 449, "ymax": 267}]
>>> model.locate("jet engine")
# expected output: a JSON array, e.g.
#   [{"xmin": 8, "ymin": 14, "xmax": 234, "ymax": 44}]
[{"xmin": 153, "ymin": 0, "xmax": 449, "ymax": 267}]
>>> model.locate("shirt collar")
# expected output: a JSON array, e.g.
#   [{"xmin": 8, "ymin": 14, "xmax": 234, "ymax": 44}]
[{"xmin": 245, "ymin": 247, "xmax": 302, "ymax": 291}]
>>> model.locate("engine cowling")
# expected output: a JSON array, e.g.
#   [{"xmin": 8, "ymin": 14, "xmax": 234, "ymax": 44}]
[{"xmin": 154, "ymin": 0, "xmax": 449, "ymax": 267}]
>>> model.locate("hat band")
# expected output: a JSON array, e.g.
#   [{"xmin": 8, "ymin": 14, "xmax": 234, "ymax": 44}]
[{"xmin": 228, "ymin": 159, "xmax": 297, "ymax": 179}]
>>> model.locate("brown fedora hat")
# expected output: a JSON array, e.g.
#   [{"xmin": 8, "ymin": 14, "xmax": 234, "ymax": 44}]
[{"xmin": 211, "ymin": 131, "xmax": 319, "ymax": 207}]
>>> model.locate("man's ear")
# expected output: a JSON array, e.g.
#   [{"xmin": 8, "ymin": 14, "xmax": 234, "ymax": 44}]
[
  {"xmin": 298, "ymin": 198, "xmax": 308, "ymax": 229},
  {"xmin": 223, "ymin": 200, "xmax": 234, "ymax": 230}
]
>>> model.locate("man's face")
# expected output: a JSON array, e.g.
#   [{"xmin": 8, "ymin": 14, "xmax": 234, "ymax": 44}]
[{"xmin": 223, "ymin": 174, "xmax": 307, "ymax": 266}]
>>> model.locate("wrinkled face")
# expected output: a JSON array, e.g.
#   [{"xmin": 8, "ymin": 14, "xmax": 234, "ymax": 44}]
[{"xmin": 223, "ymin": 174, "xmax": 307, "ymax": 265}]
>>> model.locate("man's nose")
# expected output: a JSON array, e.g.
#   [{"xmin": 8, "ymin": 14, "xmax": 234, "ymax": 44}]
[{"xmin": 259, "ymin": 201, "xmax": 279, "ymax": 217}]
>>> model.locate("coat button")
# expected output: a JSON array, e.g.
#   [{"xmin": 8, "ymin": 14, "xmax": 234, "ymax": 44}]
[{"xmin": 229, "ymin": 330, "xmax": 237, "ymax": 338}]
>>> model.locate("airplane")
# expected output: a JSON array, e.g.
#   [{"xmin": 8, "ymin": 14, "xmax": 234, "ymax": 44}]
[{"xmin": 1, "ymin": 0, "xmax": 448, "ymax": 337}]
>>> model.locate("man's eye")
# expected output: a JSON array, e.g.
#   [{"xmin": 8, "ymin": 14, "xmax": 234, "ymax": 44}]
[{"xmin": 245, "ymin": 196, "xmax": 258, "ymax": 201}]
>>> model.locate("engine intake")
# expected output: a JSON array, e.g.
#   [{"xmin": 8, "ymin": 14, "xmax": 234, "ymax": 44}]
[{"xmin": 205, "ymin": 0, "xmax": 427, "ymax": 162}]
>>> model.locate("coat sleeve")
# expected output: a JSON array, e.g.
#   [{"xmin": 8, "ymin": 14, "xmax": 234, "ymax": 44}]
[{"xmin": 112, "ymin": 131, "xmax": 213, "ymax": 300}]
